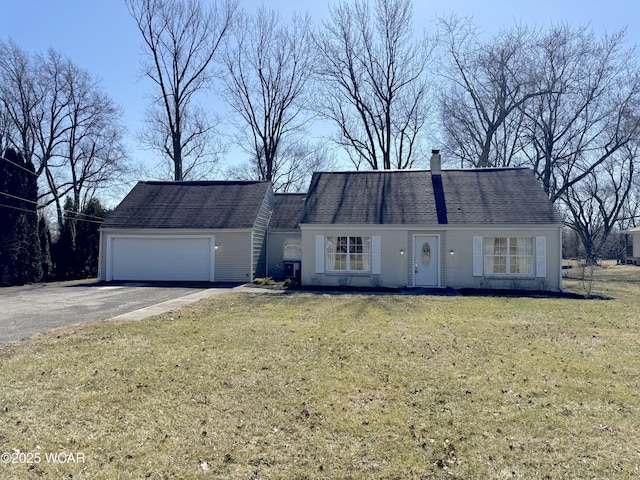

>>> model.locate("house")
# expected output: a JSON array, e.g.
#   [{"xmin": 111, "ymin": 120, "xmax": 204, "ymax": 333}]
[
  {"xmin": 99, "ymin": 152, "xmax": 564, "ymax": 291},
  {"xmin": 98, "ymin": 181, "xmax": 274, "ymax": 282},
  {"xmin": 621, "ymin": 226, "xmax": 640, "ymax": 265},
  {"xmin": 299, "ymin": 152, "xmax": 564, "ymax": 291}
]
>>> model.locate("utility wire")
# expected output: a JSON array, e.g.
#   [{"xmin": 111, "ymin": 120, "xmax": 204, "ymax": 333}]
[
  {"xmin": 0, "ymin": 202, "xmax": 40, "ymax": 216},
  {"xmin": 0, "ymin": 190, "xmax": 42, "ymax": 206},
  {"xmin": 1, "ymin": 157, "xmax": 107, "ymax": 224},
  {"xmin": 0, "ymin": 155, "xmax": 39, "ymax": 177},
  {"xmin": 0, "ymin": 203, "xmax": 106, "ymax": 225},
  {"xmin": 0, "ymin": 190, "xmax": 108, "ymax": 222}
]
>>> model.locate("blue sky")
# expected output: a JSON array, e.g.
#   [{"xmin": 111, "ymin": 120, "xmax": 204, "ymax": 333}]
[{"xmin": 3, "ymin": 0, "xmax": 639, "ymax": 193}]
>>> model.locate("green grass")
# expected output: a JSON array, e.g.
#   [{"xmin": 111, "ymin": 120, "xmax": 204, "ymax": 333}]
[{"xmin": 1, "ymin": 264, "xmax": 640, "ymax": 479}]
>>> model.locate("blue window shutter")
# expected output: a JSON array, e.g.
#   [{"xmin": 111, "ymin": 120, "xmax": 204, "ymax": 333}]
[
  {"xmin": 372, "ymin": 236, "xmax": 381, "ymax": 274},
  {"xmin": 536, "ymin": 236, "xmax": 546, "ymax": 278},
  {"xmin": 315, "ymin": 236, "xmax": 325, "ymax": 274},
  {"xmin": 473, "ymin": 236, "xmax": 483, "ymax": 276}
]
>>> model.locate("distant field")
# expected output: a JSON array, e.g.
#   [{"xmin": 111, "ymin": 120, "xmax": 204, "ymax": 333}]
[{"xmin": 1, "ymin": 263, "xmax": 639, "ymax": 479}]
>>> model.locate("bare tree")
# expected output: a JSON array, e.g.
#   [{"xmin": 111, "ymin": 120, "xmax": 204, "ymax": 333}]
[
  {"xmin": 561, "ymin": 145, "xmax": 636, "ymax": 264},
  {"xmin": 219, "ymin": 6, "xmax": 315, "ymax": 185},
  {"xmin": 438, "ymin": 17, "xmax": 542, "ymax": 168},
  {"xmin": 0, "ymin": 43, "xmax": 129, "ymax": 228},
  {"xmin": 224, "ymin": 139, "xmax": 336, "ymax": 193},
  {"xmin": 126, "ymin": 0, "xmax": 237, "ymax": 181},
  {"xmin": 523, "ymin": 25, "xmax": 640, "ymax": 202},
  {"xmin": 59, "ymin": 61, "xmax": 129, "ymax": 209},
  {"xmin": 33, "ymin": 50, "xmax": 130, "ymax": 228},
  {"xmin": 0, "ymin": 39, "xmax": 39, "ymax": 162},
  {"xmin": 314, "ymin": 0, "xmax": 432, "ymax": 170}
]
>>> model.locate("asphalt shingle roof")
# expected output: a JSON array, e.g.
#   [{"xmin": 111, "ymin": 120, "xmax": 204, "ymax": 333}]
[
  {"xmin": 269, "ymin": 193, "xmax": 306, "ymax": 230},
  {"xmin": 301, "ymin": 168, "xmax": 562, "ymax": 225},
  {"xmin": 102, "ymin": 181, "xmax": 271, "ymax": 229}
]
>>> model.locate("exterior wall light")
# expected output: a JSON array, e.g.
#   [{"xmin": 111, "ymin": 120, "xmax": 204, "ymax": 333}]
[
  {"xmin": 449, "ymin": 249, "xmax": 454, "ymax": 255},
  {"xmin": 215, "ymin": 243, "xmax": 219, "ymax": 250},
  {"xmin": 400, "ymin": 249, "xmax": 404, "ymax": 255}
]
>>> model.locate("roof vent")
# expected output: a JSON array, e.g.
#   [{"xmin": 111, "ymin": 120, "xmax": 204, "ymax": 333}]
[{"xmin": 430, "ymin": 149, "xmax": 441, "ymax": 175}]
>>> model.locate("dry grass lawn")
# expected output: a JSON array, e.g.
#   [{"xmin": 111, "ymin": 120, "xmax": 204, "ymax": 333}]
[{"xmin": 1, "ymin": 263, "xmax": 639, "ymax": 479}]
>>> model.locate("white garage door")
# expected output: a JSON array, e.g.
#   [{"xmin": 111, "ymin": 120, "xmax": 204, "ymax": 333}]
[{"xmin": 109, "ymin": 236, "xmax": 214, "ymax": 281}]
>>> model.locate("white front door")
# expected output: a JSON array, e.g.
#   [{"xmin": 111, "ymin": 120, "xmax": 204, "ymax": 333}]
[{"xmin": 414, "ymin": 235, "xmax": 439, "ymax": 286}]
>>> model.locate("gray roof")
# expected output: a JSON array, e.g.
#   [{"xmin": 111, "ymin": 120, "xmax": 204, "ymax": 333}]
[
  {"xmin": 102, "ymin": 181, "xmax": 272, "ymax": 229},
  {"xmin": 301, "ymin": 168, "xmax": 562, "ymax": 225},
  {"xmin": 269, "ymin": 193, "xmax": 306, "ymax": 230}
]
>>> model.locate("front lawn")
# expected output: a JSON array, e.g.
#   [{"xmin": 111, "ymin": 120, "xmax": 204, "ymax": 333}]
[{"xmin": 1, "ymin": 265, "xmax": 639, "ymax": 479}]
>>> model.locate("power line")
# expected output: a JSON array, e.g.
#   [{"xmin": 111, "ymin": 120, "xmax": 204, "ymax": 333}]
[
  {"xmin": 0, "ymin": 190, "xmax": 41, "ymax": 206},
  {"xmin": 0, "ymin": 202, "xmax": 39, "ymax": 216},
  {"xmin": 0, "ymin": 202, "xmax": 106, "ymax": 225},
  {"xmin": 0, "ymin": 190, "xmax": 108, "ymax": 222},
  {"xmin": 63, "ymin": 210, "xmax": 107, "ymax": 222},
  {"xmin": 61, "ymin": 215, "xmax": 105, "ymax": 225},
  {"xmin": 0, "ymin": 155, "xmax": 39, "ymax": 177}
]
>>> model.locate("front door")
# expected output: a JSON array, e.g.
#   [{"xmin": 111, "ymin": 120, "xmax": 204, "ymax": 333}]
[{"xmin": 414, "ymin": 235, "xmax": 439, "ymax": 286}]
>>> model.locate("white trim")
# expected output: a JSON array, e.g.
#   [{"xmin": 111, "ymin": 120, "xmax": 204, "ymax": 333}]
[
  {"xmin": 315, "ymin": 236, "xmax": 325, "ymax": 273},
  {"xmin": 250, "ymin": 230, "xmax": 255, "ymax": 282},
  {"xmin": 106, "ymin": 234, "xmax": 216, "ymax": 282},
  {"xmin": 412, "ymin": 234, "xmax": 441, "ymax": 287},
  {"xmin": 482, "ymin": 237, "xmax": 535, "ymax": 277},
  {"xmin": 371, "ymin": 235, "xmax": 381, "ymax": 275},
  {"xmin": 558, "ymin": 227, "xmax": 563, "ymax": 290},
  {"xmin": 300, "ymin": 224, "xmax": 562, "ymax": 232},
  {"xmin": 536, "ymin": 236, "xmax": 547, "ymax": 278},
  {"xmin": 472, "ymin": 236, "xmax": 483, "ymax": 277}
]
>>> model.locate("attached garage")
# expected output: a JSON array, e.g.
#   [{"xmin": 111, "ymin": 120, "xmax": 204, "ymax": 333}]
[
  {"xmin": 107, "ymin": 235, "xmax": 215, "ymax": 282},
  {"xmin": 98, "ymin": 180, "xmax": 275, "ymax": 283}
]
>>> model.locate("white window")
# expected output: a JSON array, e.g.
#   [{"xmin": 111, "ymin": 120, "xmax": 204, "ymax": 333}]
[
  {"xmin": 326, "ymin": 236, "xmax": 371, "ymax": 272},
  {"xmin": 484, "ymin": 237, "xmax": 533, "ymax": 275}
]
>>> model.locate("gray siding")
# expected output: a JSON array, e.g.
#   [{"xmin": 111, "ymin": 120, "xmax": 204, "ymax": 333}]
[
  {"xmin": 98, "ymin": 229, "xmax": 254, "ymax": 283},
  {"xmin": 215, "ymin": 231, "xmax": 253, "ymax": 282},
  {"xmin": 300, "ymin": 227, "xmax": 408, "ymax": 288},
  {"xmin": 267, "ymin": 231, "xmax": 302, "ymax": 279}
]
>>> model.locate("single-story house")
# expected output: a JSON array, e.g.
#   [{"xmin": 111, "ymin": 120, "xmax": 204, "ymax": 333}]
[
  {"xmin": 621, "ymin": 226, "xmax": 640, "ymax": 265},
  {"xmin": 299, "ymin": 152, "xmax": 563, "ymax": 291},
  {"xmin": 99, "ymin": 152, "xmax": 564, "ymax": 290},
  {"xmin": 98, "ymin": 181, "xmax": 274, "ymax": 282}
]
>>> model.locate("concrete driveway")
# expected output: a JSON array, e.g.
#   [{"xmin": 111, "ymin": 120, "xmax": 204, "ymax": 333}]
[{"xmin": 0, "ymin": 280, "xmax": 237, "ymax": 343}]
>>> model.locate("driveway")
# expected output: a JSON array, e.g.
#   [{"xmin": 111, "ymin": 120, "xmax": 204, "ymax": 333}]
[{"xmin": 0, "ymin": 280, "xmax": 237, "ymax": 343}]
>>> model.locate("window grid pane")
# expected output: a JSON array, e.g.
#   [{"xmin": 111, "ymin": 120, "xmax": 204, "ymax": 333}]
[
  {"xmin": 484, "ymin": 237, "xmax": 533, "ymax": 275},
  {"xmin": 326, "ymin": 236, "xmax": 371, "ymax": 272}
]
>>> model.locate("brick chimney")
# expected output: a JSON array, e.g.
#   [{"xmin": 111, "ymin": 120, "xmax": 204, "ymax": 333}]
[{"xmin": 430, "ymin": 149, "xmax": 441, "ymax": 175}]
